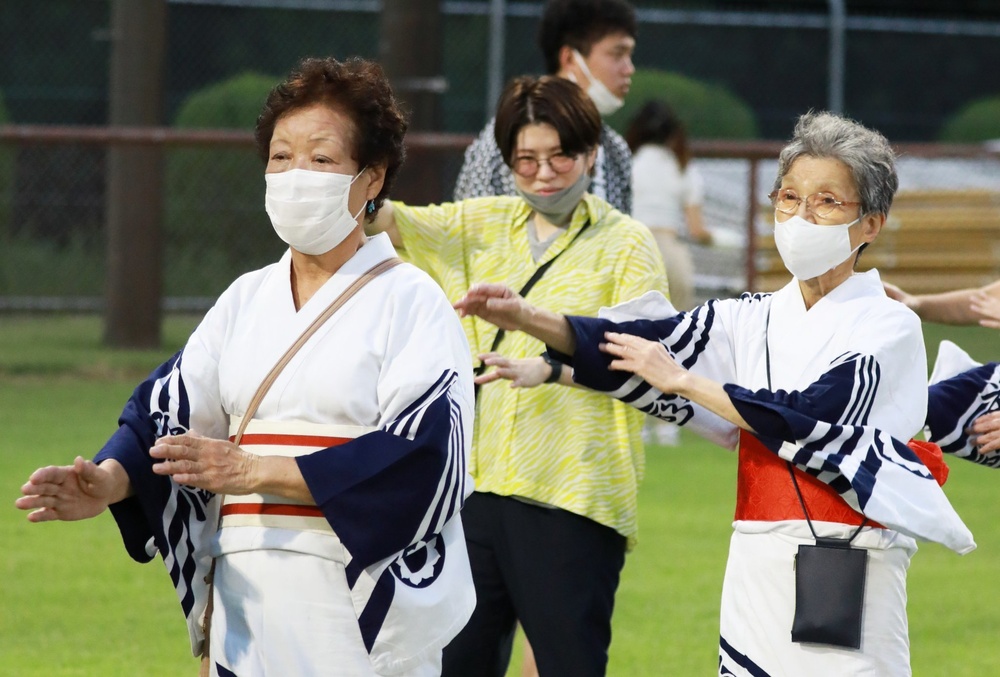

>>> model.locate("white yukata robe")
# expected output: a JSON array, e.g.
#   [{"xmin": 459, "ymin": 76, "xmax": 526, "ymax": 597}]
[
  {"xmin": 553, "ymin": 269, "xmax": 975, "ymax": 677},
  {"xmin": 94, "ymin": 233, "xmax": 476, "ymax": 676}
]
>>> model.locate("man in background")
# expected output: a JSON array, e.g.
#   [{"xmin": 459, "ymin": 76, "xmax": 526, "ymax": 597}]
[{"xmin": 453, "ymin": 0, "xmax": 637, "ymax": 215}]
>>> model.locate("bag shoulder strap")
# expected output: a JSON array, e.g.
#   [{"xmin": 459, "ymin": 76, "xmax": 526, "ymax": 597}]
[
  {"xmin": 765, "ymin": 308, "xmax": 868, "ymax": 544},
  {"xmin": 201, "ymin": 256, "xmax": 402, "ymax": 660},
  {"xmin": 233, "ymin": 256, "xmax": 402, "ymax": 444}
]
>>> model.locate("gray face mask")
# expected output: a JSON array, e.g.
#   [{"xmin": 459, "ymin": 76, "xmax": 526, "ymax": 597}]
[{"xmin": 515, "ymin": 172, "xmax": 591, "ymax": 226}]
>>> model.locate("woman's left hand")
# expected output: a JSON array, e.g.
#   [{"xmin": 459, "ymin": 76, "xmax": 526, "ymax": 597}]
[
  {"xmin": 150, "ymin": 432, "xmax": 259, "ymax": 495},
  {"xmin": 600, "ymin": 331, "xmax": 688, "ymax": 394},
  {"xmin": 475, "ymin": 352, "xmax": 551, "ymax": 388},
  {"xmin": 969, "ymin": 411, "xmax": 1000, "ymax": 455}
]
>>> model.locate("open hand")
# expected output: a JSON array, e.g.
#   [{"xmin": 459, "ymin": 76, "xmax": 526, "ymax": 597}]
[
  {"xmin": 600, "ymin": 331, "xmax": 688, "ymax": 394},
  {"xmin": 150, "ymin": 432, "xmax": 259, "ymax": 495},
  {"xmin": 454, "ymin": 283, "xmax": 530, "ymax": 331},
  {"xmin": 970, "ymin": 290, "xmax": 1000, "ymax": 330},
  {"xmin": 15, "ymin": 457, "xmax": 121, "ymax": 522},
  {"xmin": 475, "ymin": 353, "xmax": 552, "ymax": 388},
  {"xmin": 969, "ymin": 410, "xmax": 1000, "ymax": 454}
]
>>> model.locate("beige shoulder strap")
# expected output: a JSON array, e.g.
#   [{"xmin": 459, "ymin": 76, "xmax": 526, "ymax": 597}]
[
  {"xmin": 200, "ymin": 257, "xmax": 402, "ymax": 666},
  {"xmin": 233, "ymin": 256, "xmax": 403, "ymax": 445}
]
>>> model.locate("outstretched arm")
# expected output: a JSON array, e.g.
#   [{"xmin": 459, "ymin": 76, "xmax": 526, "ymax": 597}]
[
  {"xmin": 475, "ymin": 352, "xmax": 579, "ymax": 389},
  {"xmin": 454, "ymin": 283, "xmax": 577, "ymax": 355},
  {"xmin": 884, "ymin": 279, "xmax": 1000, "ymax": 326},
  {"xmin": 149, "ymin": 432, "xmax": 312, "ymax": 502},
  {"xmin": 600, "ymin": 331, "xmax": 750, "ymax": 430}
]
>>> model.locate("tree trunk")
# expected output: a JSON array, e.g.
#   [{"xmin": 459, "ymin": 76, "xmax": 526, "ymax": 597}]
[
  {"xmin": 103, "ymin": 0, "xmax": 166, "ymax": 348},
  {"xmin": 379, "ymin": 0, "xmax": 447, "ymax": 203}
]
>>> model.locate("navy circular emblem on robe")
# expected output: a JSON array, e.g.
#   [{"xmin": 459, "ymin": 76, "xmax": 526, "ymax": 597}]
[{"xmin": 391, "ymin": 534, "xmax": 445, "ymax": 588}]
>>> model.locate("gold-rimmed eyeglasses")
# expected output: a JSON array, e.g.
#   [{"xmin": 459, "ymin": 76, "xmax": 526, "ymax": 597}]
[
  {"xmin": 768, "ymin": 189, "xmax": 861, "ymax": 219},
  {"xmin": 511, "ymin": 152, "xmax": 580, "ymax": 178}
]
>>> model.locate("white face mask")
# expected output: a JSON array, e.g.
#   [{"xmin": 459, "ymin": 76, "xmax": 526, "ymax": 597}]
[
  {"xmin": 264, "ymin": 168, "xmax": 367, "ymax": 255},
  {"xmin": 773, "ymin": 213, "xmax": 862, "ymax": 280},
  {"xmin": 571, "ymin": 50, "xmax": 624, "ymax": 116}
]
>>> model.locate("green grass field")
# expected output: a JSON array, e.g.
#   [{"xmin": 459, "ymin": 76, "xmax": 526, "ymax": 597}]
[{"xmin": 0, "ymin": 315, "xmax": 996, "ymax": 675}]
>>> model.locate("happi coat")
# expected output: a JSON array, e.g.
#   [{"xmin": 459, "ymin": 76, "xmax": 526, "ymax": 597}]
[
  {"xmin": 94, "ymin": 233, "xmax": 476, "ymax": 675},
  {"xmin": 552, "ymin": 269, "xmax": 975, "ymax": 676}
]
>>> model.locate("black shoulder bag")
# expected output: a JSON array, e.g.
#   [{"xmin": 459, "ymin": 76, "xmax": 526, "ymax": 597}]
[
  {"xmin": 473, "ymin": 218, "xmax": 590, "ymax": 398},
  {"xmin": 765, "ymin": 310, "xmax": 869, "ymax": 649},
  {"xmin": 788, "ymin": 467, "xmax": 869, "ymax": 649}
]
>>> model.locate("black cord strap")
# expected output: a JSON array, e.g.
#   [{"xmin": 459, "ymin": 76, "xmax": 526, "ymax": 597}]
[
  {"xmin": 765, "ymin": 308, "xmax": 867, "ymax": 545},
  {"xmin": 473, "ymin": 218, "xmax": 591, "ymax": 398}
]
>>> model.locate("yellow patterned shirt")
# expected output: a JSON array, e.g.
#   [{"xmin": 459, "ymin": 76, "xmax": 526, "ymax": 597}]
[{"xmin": 392, "ymin": 194, "xmax": 669, "ymax": 546}]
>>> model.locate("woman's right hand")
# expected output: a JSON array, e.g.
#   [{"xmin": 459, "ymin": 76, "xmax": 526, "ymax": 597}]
[
  {"xmin": 475, "ymin": 353, "xmax": 551, "ymax": 388},
  {"xmin": 15, "ymin": 457, "xmax": 127, "ymax": 522},
  {"xmin": 454, "ymin": 283, "xmax": 532, "ymax": 331},
  {"xmin": 970, "ymin": 411, "xmax": 1000, "ymax": 453},
  {"xmin": 970, "ymin": 289, "xmax": 1000, "ymax": 330}
]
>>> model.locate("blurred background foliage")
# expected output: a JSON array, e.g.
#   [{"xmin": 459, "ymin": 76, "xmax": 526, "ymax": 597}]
[
  {"xmin": 939, "ymin": 95, "xmax": 1000, "ymax": 143},
  {"xmin": 606, "ymin": 69, "xmax": 759, "ymax": 140},
  {"xmin": 166, "ymin": 72, "xmax": 283, "ymax": 295}
]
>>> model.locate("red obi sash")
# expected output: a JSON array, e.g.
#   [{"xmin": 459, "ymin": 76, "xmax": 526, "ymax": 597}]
[
  {"xmin": 735, "ymin": 432, "xmax": 950, "ymax": 526},
  {"xmin": 735, "ymin": 431, "xmax": 882, "ymax": 527}
]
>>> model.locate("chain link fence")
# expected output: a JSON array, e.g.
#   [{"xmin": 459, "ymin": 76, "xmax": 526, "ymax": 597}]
[{"xmin": 2, "ymin": 0, "xmax": 999, "ymax": 314}]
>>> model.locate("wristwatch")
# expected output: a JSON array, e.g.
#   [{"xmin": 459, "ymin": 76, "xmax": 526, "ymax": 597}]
[{"xmin": 541, "ymin": 352, "xmax": 563, "ymax": 384}]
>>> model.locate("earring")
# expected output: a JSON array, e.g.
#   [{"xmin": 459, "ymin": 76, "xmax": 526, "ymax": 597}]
[{"xmin": 366, "ymin": 200, "xmax": 376, "ymax": 214}]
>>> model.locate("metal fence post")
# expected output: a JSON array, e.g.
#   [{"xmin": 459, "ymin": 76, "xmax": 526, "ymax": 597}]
[
  {"xmin": 745, "ymin": 157, "xmax": 759, "ymax": 292},
  {"xmin": 486, "ymin": 0, "xmax": 507, "ymax": 119},
  {"xmin": 828, "ymin": 0, "xmax": 846, "ymax": 114}
]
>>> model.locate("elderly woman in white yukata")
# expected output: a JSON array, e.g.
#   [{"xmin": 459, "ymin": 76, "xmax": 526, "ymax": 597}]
[
  {"xmin": 454, "ymin": 111, "xmax": 975, "ymax": 677},
  {"xmin": 17, "ymin": 56, "xmax": 475, "ymax": 677}
]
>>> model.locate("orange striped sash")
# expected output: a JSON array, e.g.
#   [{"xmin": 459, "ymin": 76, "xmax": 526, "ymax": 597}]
[{"xmin": 221, "ymin": 417, "xmax": 375, "ymax": 532}]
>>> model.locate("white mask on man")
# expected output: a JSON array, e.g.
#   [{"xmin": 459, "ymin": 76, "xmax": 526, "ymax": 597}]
[
  {"xmin": 773, "ymin": 213, "xmax": 862, "ymax": 280},
  {"xmin": 570, "ymin": 50, "xmax": 624, "ymax": 116},
  {"xmin": 265, "ymin": 167, "xmax": 367, "ymax": 255}
]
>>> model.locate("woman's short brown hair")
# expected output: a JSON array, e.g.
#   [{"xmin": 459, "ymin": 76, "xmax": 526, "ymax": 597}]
[
  {"xmin": 254, "ymin": 56, "xmax": 408, "ymax": 213},
  {"xmin": 493, "ymin": 75, "xmax": 602, "ymax": 167}
]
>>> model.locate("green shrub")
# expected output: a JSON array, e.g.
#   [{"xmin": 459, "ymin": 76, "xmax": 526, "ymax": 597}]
[
  {"xmin": 606, "ymin": 69, "xmax": 759, "ymax": 140},
  {"xmin": 939, "ymin": 95, "xmax": 1000, "ymax": 143},
  {"xmin": 166, "ymin": 72, "xmax": 285, "ymax": 298}
]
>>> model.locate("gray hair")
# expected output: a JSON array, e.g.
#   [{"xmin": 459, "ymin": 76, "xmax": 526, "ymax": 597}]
[{"xmin": 773, "ymin": 111, "xmax": 898, "ymax": 217}]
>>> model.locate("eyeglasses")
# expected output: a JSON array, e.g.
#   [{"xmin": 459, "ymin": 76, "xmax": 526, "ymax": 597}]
[
  {"xmin": 768, "ymin": 189, "xmax": 861, "ymax": 219},
  {"xmin": 511, "ymin": 152, "xmax": 580, "ymax": 178}
]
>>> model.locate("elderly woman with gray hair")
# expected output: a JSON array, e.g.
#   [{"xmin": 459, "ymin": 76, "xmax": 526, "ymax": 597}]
[{"xmin": 456, "ymin": 110, "xmax": 975, "ymax": 675}]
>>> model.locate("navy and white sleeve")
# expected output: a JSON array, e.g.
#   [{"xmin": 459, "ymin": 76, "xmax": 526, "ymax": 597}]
[
  {"xmin": 723, "ymin": 349, "xmax": 885, "ymax": 439},
  {"xmin": 93, "ymin": 351, "xmax": 218, "ymax": 564},
  {"xmin": 552, "ymin": 297, "xmax": 742, "ymax": 447},
  {"xmin": 926, "ymin": 362, "xmax": 1000, "ymax": 467},
  {"xmin": 297, "ymin": 280, "xmax": 474, "ymax": 571}
]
